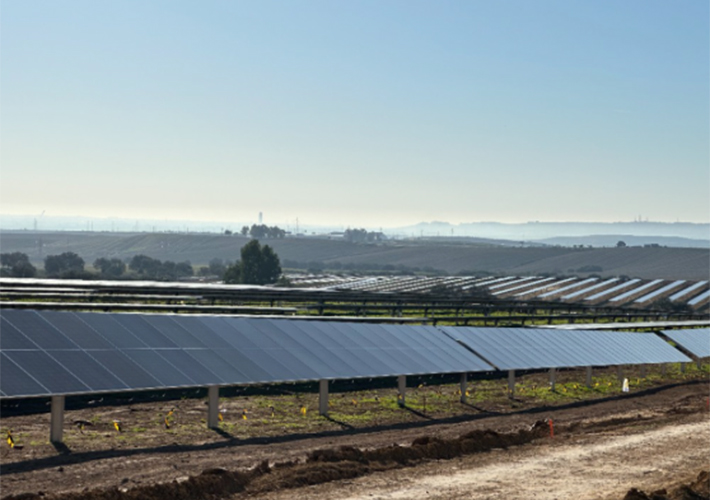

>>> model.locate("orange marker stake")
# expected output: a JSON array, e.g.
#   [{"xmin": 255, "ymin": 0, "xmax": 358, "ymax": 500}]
[{"xmin": 548, "ymin": 419, "xmax": 554, "ymax": 438}]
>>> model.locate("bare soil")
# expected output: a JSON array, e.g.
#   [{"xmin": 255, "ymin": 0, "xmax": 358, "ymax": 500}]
[{"xmin": 1, "ymin": 369, "xmax": 708, "ymax": 500}]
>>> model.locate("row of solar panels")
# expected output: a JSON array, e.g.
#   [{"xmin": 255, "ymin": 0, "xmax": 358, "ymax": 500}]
[
  {"xmin": 2, "ymin": 310, "xmax": 706, "ymax": 400},
  {"xmin": 326, "ymin": 275, "xmax": 710, "ymax": 308}
]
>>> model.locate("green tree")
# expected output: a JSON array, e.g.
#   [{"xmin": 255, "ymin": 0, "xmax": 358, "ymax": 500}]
[
  {"xmin": 44, "ymin": 252, "xmax": 85, "ymax": 277},
  {"xmin": 93, "ymin": 258, "xmax": 126, "ymax": 278},
  {"xmin": 0, "ymin": 252, "xmax": 37, "ymax": 277},
  {"xmin": 224, "ymin": 240, "xmax": 282, "ymax": 285}
]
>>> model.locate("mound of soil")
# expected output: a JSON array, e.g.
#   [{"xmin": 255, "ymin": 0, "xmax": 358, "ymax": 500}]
[
  {"xmin": 624, "ymin": 470, "xmax": 709, "ymax": 500},
  {"xmin": 1, "ymin": 421, "xmax": 551, "ymax": 500}
]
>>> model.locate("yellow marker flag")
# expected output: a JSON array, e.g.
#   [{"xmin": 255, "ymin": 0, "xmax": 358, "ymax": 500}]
[
  {"xmin": 218, "ymin": 413, "xmax": 224, "ymax": 422},
  {"xmin": 6, "ymin": 431, "xmax": 14, "ymax": 448},
  {"xmin": 242, "ymin": 410, "xmax": 248, "ymax": 420},
  {"xmin": 300, "ymin": 406, "xmax": 307, "ymax": 417},
  {"xmin": 113, "ymin": 421, "xmax": 122, "ymax": 432},
  {"xmin": 351, "ymin": 399, "xmax": 357, "ymax": 406}
]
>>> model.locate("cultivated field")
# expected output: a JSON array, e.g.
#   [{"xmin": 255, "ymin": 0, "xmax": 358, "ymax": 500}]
[{"xmin": 2, "ymin": 231, "xmax": 709, "ymax": 280}]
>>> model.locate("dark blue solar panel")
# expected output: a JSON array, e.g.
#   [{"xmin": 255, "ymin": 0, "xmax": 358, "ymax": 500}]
[
  {"xmin": 184, "ymin": 317, "xmax": 235, "ymax": 348},
  {"xmin": 184, "ymin": 349, "xmax": 251, "ymax": 384},
  {"xmin": 5, "ymin": 350, "xmax": 89, "ymax": 394},
  {"xmin": 88, "ymin": 350, "xmax": 162, "ymax": 389},
  {"xmin": 157, "ymin": 350, "xmax": 221, "ymax": 385},
  {"xmin": 663, "ymin": 329, "xmax": 710, "ymax": 359},
  {"xmin": 121, "ymin": 349, "xmax": 195, "ymax": 387},
  {"xmin": 112, "ymin": 315, "xmax": 177, "ymax": 348},
  {"xmin": 0, "ymin": 353, "xmax": 48, "ymax": 397},
  {"xmin": 0, "ymin": 317, "xmax": 37, "ymax": 350},
  {"xmin": 79, "ymin": 314, "xmax": 149, "ymax": 348},
  {"xmin": 3, "ymin": 310, "xmax": 78, "ymax": 349},
  {"xmin": 141, "ymin": 316, "xmax": 207, "ymax": 348},
  {"xmin": 40, "ymin": 311, "xmax": 114, "ymax": 349},
  {"xmin": 48, "ymin": 350, "xmax": 129, "ymax": 392}
]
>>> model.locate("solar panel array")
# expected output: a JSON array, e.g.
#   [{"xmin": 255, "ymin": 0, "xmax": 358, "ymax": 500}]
[
  {"xmin": 0, "ymin": 309, "xmax": 699, "ymax": 400},
  {"xmin": 439, "ymin": 326, "xmax": 691, "ymax": 370},
  {"xmin": 662, "ymin": 329, "xmax": 710, "ymax": 359},
  {"xmin": 0, "ymin": 310, "xmax": 493, "ymax": 399}
]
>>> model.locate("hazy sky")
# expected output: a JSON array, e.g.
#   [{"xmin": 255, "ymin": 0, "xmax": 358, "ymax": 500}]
[{"xmin": 1, "ymin": 1, "xmax": 708, "ymax": 228}]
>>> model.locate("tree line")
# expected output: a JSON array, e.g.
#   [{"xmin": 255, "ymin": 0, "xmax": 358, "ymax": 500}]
[{"xmin": 0, "ymin": 240, "xmax": 283, "ymax": 285}]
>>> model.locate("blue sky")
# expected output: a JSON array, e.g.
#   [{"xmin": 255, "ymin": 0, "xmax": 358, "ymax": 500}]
[{"xmin": 1, "ymin": 1, "xmax": 708, "ymax": 228}]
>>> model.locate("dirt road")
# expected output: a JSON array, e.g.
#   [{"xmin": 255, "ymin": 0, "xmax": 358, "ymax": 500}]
[{"xmin": 250, "ymin": 417, "xmax": 709, "ymax": 500}]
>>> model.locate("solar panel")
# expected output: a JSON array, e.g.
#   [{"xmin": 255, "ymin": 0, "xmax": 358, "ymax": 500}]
[
  {"xmin": 585, "ymin": 279, "xmax": 640, "ymax": 302},
  {"xmin": 492, "ymin": 277, "xmax": 555, "ymax": 296},
  {"xmin": 669, "ymin": 281, "xmax": 708, "ymax": 302},
  {"xmin": 609, "ymin": 280, "xmax": 663, "ymax": 303},
  {"xmin": 538, "ymin": 278, "xmax": 598, "ymax": 299},
  {"xmin": 561, "ymin": 278, "xmax": 619, "ymax": 300},
  {"xmin": 688, "ymin": 290, "xmax": 710, "ymax": 306},
  {"xmin": 514, "ymin": 277, "xmax": 577, "ymax": 297},
  {"xmin": 635, "ymin": 280, "xmax": 685, "ymax": 304},
  {"xmin": 662, "ymin": 329, "xmax": 710, "ymax": 359},
  {"xmin": 439, "ymin": 327, "xmax": 691, "ymax": 370}
]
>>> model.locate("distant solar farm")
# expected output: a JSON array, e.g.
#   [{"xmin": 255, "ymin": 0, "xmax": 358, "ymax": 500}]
[{"xmin": 288, "ymin": 274, "xmax": 710, "ymax": 311}]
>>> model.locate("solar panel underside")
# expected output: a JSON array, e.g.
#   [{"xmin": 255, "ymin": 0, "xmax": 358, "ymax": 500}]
[
  {"xmin": 662, "ymin": 329, "xmax": 710, "ymax": 359},
  {"xmin": 0, "ymin": 310, "xmax": 493, "ymax": 398},
  {"xmin": 439, "ymin": 327, "xmax": 691, "ymax": 370}
]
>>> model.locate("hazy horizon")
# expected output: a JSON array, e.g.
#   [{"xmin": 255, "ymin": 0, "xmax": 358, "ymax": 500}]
[{"xmin": 2, "ymin": 2, "xmax": 708, "ymax": 226}]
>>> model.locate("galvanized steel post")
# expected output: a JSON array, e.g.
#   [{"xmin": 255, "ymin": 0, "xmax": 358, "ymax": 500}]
[
  {"xmin": 398, "ymin": 375, "xmax": 406, "ymax": 407},
  {"xmin": 508, "ymin": 370, "xmax": 515, "ymax": 398},
  {"xmin": 460, "ymin": 373, "xmax": 467, "ymax": 403},
  {"xmin": 207, "ymin": 386, "xmax": 220, "ymax": 429},
  {"xmin": 50, "ymin": 395, "xmax": 65, "ymax": 444},
  {"xmin": 319, "ymin": 379, "xmax": 329, "ymax": 416}
]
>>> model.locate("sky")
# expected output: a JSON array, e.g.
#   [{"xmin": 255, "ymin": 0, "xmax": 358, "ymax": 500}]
[{"xmin": 1, "ymin": 1, "xmax": 708, "ymax": 229}]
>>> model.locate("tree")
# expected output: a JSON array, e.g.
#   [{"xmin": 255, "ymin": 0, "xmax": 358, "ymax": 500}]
[
  {"xmin": 129, "ymin": 254, "xmax": 162, "ymax": 278},
  {"xmin": 93, "ymin": 258, "xmax": 126, "ymax": 278},
  {"xmin": 223, "ymin": 240, "xmax": 282, "ymax": 285},
  {"xmin": 44, "ymin": 252, "xmax": 85, "ymax": 277},
  {"xmin": 616, "ymin": 240, "xmax": 627, "ymax": 248},
  {"xmin": 0, "ymin": 252, "xmax": 37, "ymax": 277}
]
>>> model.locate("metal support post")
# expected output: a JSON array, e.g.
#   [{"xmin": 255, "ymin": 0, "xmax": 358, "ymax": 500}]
[
  {"xmin": 207, "ymin": 386, "xmax": 220, "ymax": 429},
  {"xmin": 617, "ymin": 365, "xmax": 624, "ymax": 382},
  {"xmin": 319, "ymin": 379, "xmax": 329, "ymax": 416},
  {"xmin": 681, "ymin": 362, "xmax": 686, "ymax": 373},
  {"xmin": 585, "ymin": 366, "xmax": 593, "ymax": 388},
  {"xmin": 50, "ymin": 395, "xmax": 65, "ymax": 444},
  {"xmin": 640, "ymin": 364, "xmax": 647, "ymax": 379},
  {"xmin": 549, "ymin": 368, "xmax": 556, "ymax": 392},
  {"xmin": 460, "ymin": 373, "xmax": 467, "ymax": 403},
  {"xmin": 508, "ymin": 370, "xmax": 515, "ymax": 398},
  {"xmin": 397, "ymin": 375, "xmax": 406, "ymax": 407},
  {"xmin": 661, "ymin": 364, "xmax": 667, "ymax": 376}
]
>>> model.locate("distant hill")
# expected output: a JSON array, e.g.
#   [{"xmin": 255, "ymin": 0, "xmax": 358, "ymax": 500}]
[
  {"xmin": 1, "ymin": 231, "xmax": 708, "ymax": 280},
  {"xmin": 534, "ymin": 235, "xmax": 710, "ymax": 249},
  {"xmin": 393, "ymin": 221, "xmax": 710, "ymax": 244}
]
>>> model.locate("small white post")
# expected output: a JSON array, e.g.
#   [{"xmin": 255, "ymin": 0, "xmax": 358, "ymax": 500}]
[
  {"xmin": 585, "ymin": 366, "xmax": 593, "ymax": 388},
  {"xmin": 207, "ymin": 386, "xmax": 220, "ymax": 429},
  {"xmin": 319, "ymin": 379, "xmax": 329, "ymax": 416},
  {"xmin": 50, "ymin": 395, "xmax": 65, "ymax": 444},
  {"xmin": 508, "ymin": 370, "xmax": 515, "ymax": 398},
  {"xmin": 460, "ymin": 373, "xmax": 468, "ymax": 403},
  {"xmin": 549, "ymin": 368, "xmax": 556, "ymax": 392},
  {"xmin": 397, "ymin": 375, "xmax": 406, "ymax": 407}
]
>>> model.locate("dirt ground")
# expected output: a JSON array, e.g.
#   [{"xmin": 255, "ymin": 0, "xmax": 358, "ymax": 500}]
[{"xmin": 1, "ymin": 367, "xmax": 708, "ymax": 500}]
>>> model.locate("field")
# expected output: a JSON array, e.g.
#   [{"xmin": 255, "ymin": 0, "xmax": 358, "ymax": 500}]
[
  {"xmin": 1, "ymin": 231, "xmax": 709, "ymax": 279},
  {"xmin": 1, "ymin": 365, "xmax": 708, "ymax": 500}
]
